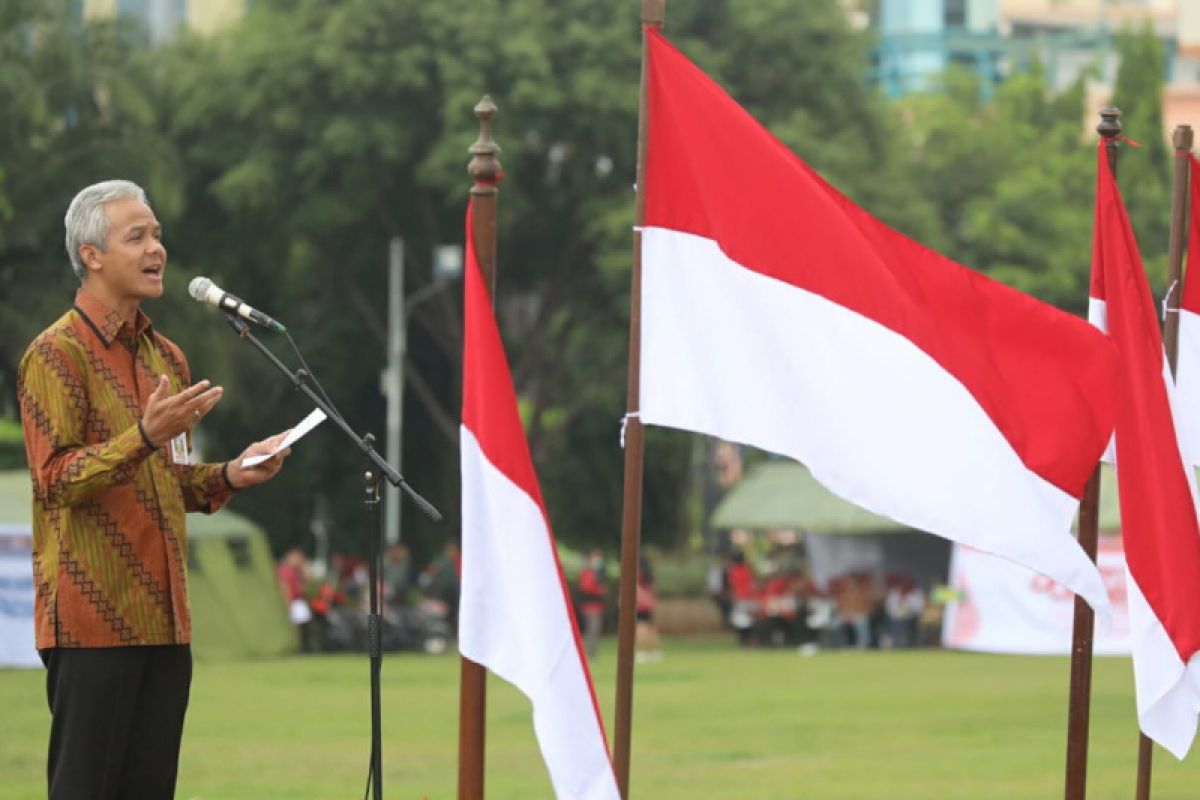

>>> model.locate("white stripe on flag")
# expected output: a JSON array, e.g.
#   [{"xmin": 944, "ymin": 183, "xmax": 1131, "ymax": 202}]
[
  {"xmin": 1174, "ymin": 308, "xmax": 1200, "ymax": 466},
  {"xmin": 640, "ymin": 226, "xmax": 1108, "ymax": 613},
  {"xmin": 1126, "ymin": 569, "xmax": 1200, "ymax": 759},
  {"xmin": 1088, "ymin": 297, "xmax": 1115, "ymax": 464},
  {"xmin": 460, "ymin": 427, "xmax": 619, "ymax": 800}
]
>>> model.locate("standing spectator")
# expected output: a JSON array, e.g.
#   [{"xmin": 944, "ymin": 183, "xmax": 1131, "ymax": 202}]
[
  {"xmin": 635, "ymin": 555, "xmax": 662, "ymax": 663},
  {"xmin": 726, "ymin": 550, "xmax": 758, "ymax": 645},
  {"xmin": 17, "ymin": 180, "xmax": 292, "ymax": 799},
  {"xmin": 420, "ymin": 541, "xmax": 462, "ymax": 628},
  {"xmin": 276, "ymin": 548, "xmax": 314, "ymax": 652},
  {"xmin": 382, "ymin": 543, "xmax": 412, "ymax": 608},
  {"xmin": 761, "ymin": 568, "xmax": 800, "ymax": 646},
  {"xmin": 837, "ymin": 572, "xmax": 878, "ymax": 649},
  {"xmin": 708, "ymin": 553, "xmax": 732, "ymax": 630},
  {"xmin": 885, "ymin": 576, "xmax": 926, "ymax": 648},
  {"xmin": 577, "ymin": 549, "xmax": 607, "ymax": 658},
  {"xmin": 329, "ymin": 552, "xmax": 364, "ymax": 605}
]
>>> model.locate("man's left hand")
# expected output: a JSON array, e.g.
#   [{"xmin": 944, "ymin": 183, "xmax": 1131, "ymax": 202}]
[{"xmin": 226, "ymin": 430, "xmax": 292, "ymax": 489}]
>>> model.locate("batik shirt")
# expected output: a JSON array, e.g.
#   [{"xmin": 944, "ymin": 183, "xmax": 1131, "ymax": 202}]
[{"xmin": 17, "ymin": 291, "xmax": 236, "ymax": 649}]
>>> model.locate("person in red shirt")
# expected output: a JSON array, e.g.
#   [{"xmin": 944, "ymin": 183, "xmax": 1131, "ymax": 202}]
[
  {"xmin": 635, "ymin": 555, "xmax": 662, "ymax": 662},
  {"xmin": 726, "ymin": 550, "xmax": 758, "ymax": 645},
  {"xmin": 276, "ymin": 548, "xmax": 313, "ymax": 652},
  {"xmin": 578, "ymin": 549, "xmax": 607, "ymax": 658}
]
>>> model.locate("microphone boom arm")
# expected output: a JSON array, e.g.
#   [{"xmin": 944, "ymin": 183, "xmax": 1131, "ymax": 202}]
[{"xmin": 222, "ymin": 313, "xmax": 442, "ymax": 522}]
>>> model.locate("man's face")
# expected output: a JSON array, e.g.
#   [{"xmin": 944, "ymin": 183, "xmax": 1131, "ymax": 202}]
[{"xmin": 81, "ymin": 197, "xmax": 167, "ymax": 302}]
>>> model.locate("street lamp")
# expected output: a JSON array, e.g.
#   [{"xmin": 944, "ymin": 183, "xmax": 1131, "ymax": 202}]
[{"xmin": 381, "ymin": 237, "xmax": 463, "ymax": 546}]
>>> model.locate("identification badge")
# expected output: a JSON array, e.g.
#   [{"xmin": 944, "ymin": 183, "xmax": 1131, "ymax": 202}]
[{"xmin": 170, "ymin": 433, "xmax": 191, "ymax": 465}]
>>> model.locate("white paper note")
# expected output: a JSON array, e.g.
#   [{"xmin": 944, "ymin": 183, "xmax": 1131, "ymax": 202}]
[{"xmin": 240, "ymin": 408, "xmax": 327, "ymax": 467}]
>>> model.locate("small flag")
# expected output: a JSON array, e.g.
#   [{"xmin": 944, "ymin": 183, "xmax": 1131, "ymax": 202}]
[
  {"xmin": 1089, "ymin": 144, "xmax": 1200, "ymax": 759},
  {"xmin": 459, "ymin": 201, "xmax": 620, "ymax": 798}
]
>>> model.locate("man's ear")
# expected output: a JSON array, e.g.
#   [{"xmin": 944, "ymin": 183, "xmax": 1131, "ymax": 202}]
[{"xmin": 79, "ymin": 243, "xmax": 104, "ymax": 275}]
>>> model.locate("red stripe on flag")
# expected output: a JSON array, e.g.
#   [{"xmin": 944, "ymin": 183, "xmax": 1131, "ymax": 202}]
[{"xmin": 461, "ymin": 202, "xmax": 544, "ymax": 509}]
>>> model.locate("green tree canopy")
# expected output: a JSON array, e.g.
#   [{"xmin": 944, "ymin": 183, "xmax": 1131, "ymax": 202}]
[
  {"xmin": 140, "ymin": 0, "xmax": 918, "ymax": 560},
  {"xmin": 0, "ymin": 1, "xmax": 180, "ymax": 409},
  {"xmin": 1, "ymin": 0, "xmax": 1173, "ymax": 565}
]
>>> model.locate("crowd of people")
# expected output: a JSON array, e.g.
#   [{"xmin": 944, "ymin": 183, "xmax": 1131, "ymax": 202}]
[
  {"xmin": 710, "ymin": 551, "xmax": 932, "ymax": 650},
  {"xmin": 575, "ymin": 552, "xmax": 663, "ymax": 663},
  {"xmin": 278, "ymin": 542, "xmax": 933, "ymax": 657},
  {"xmin": 275, "ymin": 542, "xmax": 460, "ymax": 654}
]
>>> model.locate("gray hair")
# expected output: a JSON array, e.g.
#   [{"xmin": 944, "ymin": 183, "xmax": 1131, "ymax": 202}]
[{"xmin": 64, "ymin": 180, "xmax": 148, "ymax": 280}]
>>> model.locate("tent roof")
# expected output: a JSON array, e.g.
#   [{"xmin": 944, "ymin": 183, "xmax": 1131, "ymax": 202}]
[
  {"xmin": 711, "ymin": 461, "xmax": 900, "ymax": 534},
  {"xmin": 0, "ymin": 469, "xmax": 262, "ymax": 539},
  {"xmin": 710, "ymin": 459, "xmax": 1124, "ymax": 534},
  {"xmin": 0, "ymin": 470, "xmax": 33, "ymax": 526}
]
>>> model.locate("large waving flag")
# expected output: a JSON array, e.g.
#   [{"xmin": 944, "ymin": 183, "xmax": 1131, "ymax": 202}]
[
  {"xmin": 459, "ymin": 202, "xmax": 620, "ymax": 799},
  {"xmin": 1091, "ymin": 145, "xmax": 1200, "ymax": 759},
  {"xmin": 638, "ymin": 29, "xmax": 1117, "ymax": 612},
  {"xmin": 1173, "ymin": 153, "xmax": 1200, "ymax": 463}
]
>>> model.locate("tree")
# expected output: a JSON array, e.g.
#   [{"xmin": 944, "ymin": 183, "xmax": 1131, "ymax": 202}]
[
  {"xmin": 147, "ymin": 0, "xmax": 916, "ymax": 560},
  {"xmin": 896, "ymin": 56, "xmax": 1101, "ymax": 312},
  {"xmin": 13, "ymin": 0, "xmax": 1096, "ymax": 564},
  {"xmin": 0, "ymin": 1, "xmax": 180, "ymax": 407}
]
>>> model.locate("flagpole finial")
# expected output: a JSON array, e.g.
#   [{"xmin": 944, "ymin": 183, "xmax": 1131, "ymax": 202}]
[
  {"xmin": 1097, "ymin": 106, "xmax": 1122, "ymax": 140},
  {"xmin": 1172, "ymin": 124, "xmax": 1194, "ymax": 153},
  {"xmin": 642, "ymin": 0, "xmax": 666, "ymax": 25},
  {"xmin": 469, "ymin": 95, "xmax": 503, "ymax": 196}
]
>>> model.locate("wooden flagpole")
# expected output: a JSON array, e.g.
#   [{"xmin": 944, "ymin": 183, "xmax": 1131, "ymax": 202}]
[
  {"xmin": 1133, "ymin": 122, "xmax": 1194, "ymax": 800},
  {"xmin": 458, "ymin": 95, "xmax": 502, "ymax": 800},
  {"xmin": 1064, "ymin": 105, "xmax": 1122, "ymax": 800},
  {"xmin": 1161, "ymin": 124, "xmax": 1194, "ymax": 372},
  {"xmin": 613, "ymin": 1, "xmax": 665, "ymax": 797}
]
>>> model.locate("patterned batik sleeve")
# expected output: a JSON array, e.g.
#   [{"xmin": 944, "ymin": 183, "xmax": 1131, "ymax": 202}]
[
  {"xmin": 160, "ymin": 338, "xmax": 236, "ymax": 514},
  {"xmin": 176, "ymin": 461, "xmax": 237, "ymax": 514},
  {"xmin": 17, "ymin": 338, "xmax": 154, "ymax": 509}
]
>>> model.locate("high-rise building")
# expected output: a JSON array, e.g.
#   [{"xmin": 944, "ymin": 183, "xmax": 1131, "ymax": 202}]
[
  {"xmin": 81, "ymin": 0, "xmax": 243, "ymax": 42},
  {"xmin": 867, "ymin": 1, "xmax": 1199, "ymax": 138},
  {"xmin": 872, "ymin": 0, "xmax": 1004, "ymax": 98}
]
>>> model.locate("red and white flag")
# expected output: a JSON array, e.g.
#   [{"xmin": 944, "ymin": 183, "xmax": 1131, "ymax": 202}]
[
  {"xmin": 639, "ymin": 29, "xmax": 1117, "ymax": 612},
  {"xmin": 1091, "ymin": 146, "xmax": 1200, "ymax": 759},
  {"xmin": 459, "ymin": 202, "xmax": 620, "ymax": 799},
  {"xmin": 1172, "ymin": 154, "xmax": 1200, "ymax": 464}
]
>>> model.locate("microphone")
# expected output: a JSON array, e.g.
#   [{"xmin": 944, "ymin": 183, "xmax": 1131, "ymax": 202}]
[{"xmin": 188, "ymin": 277, "xmax": 286, "ymax": 332}]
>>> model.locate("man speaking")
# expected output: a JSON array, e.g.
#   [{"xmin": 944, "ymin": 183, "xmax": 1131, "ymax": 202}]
[{"xmin": 17, "ymin": 179, "xmax": 292, "ymax": 799}]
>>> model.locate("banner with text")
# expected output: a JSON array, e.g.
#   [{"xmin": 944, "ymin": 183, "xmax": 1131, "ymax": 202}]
[
  {"xmin": 0, "ymin": 528, "xmax": 39, "ymax": 668},
  {"xmin": 941, "ymin": 537, "xmax": 1129, "ymax": 655}
]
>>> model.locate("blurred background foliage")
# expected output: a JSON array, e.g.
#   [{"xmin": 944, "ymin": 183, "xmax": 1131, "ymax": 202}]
[{"xmin": 0, "ymin": 0, "xmax": 1171, "ymax": 565}]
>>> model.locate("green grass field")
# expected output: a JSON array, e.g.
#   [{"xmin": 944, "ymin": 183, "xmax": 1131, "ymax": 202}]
[{"xmin": 2, "ymin": 639, "xmax": 1197, "ymax": 799}]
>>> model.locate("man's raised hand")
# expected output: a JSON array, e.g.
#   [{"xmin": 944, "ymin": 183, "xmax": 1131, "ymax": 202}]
[{"xmin": 140, "ymin": 375, "xmax": 223, "ymax": 448}]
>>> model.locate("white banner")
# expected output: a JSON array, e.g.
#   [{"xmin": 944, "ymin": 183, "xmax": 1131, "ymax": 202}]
[
  {"xmin": 941, "ymin": 538, "xmax": 1130, "ymax": 655},
  {"xmin": 0, "ymin": 527, "xmax": 39, "ymax": 668}
]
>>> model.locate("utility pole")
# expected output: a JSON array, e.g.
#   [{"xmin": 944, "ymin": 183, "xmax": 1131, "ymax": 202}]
[
  {"xmin": 384, "ymin": 238, "xmax": 405, "ymax": 546},
  {"xmin": 381, "ymin": 238, "xmax": 462, "ymax": 546}
]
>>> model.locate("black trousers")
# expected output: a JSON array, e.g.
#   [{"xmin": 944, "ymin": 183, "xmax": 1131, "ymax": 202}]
[{"xmin": 43, "ymin": 645, "xmax": 192, "ymax": 800}]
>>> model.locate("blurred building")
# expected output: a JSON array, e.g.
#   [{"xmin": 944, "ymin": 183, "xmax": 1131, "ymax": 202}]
[
  {"xmin": 870, "ymin": 0, "xmax": 1004, "ymax": 99},
  {"xmin": 866, "ymin": 1, "xmax": 1200, "ymax": 136},
  {"xmin": 80, "ymin": 0, "xmax": 244, "ymax": 42}
]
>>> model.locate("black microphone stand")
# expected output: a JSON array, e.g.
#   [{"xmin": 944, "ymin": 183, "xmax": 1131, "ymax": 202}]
[{"xmin": 223, "ymin": 313, "xmax": 440, "ymax": 800}]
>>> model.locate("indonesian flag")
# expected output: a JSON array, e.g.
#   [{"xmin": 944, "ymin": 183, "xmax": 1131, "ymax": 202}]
[
  {"xmin": 1091, "ymin": 145, "xmax": 1200, "ymax": 759},
  {"xmin": 1173, "ymin": 154, "xmax": 1200, "ymax": 465},
  {"xmin": 459, "ymin": 201, "xmax": 620, "ymax": 799},
  {"xmin": 639, "ymin": 29, "xmax": 1117, "ymax": 612}
]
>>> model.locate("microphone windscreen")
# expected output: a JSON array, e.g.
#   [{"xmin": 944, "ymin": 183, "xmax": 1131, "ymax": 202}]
[{"xmin": 188, "ymin": 276, "xmax": 213, "ymax": 301}]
